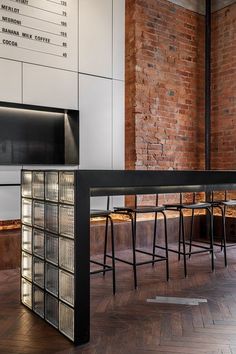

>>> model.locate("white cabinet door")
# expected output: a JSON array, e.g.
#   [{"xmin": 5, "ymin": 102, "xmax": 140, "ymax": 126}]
[
  {"xmin": 0, "ymin": 59, "xmax": 21, "ymax": 103},
  {"xmin": 79, "ymin": 0, "xmax": 112, "ymax": 78},
  {"xmin": 112, "ymin": 79, "xmax": 124, "ymax": 208},
  {"xmin": 23, "ymin": 64, "xmax": 78, "ymax": 110},
  {"xmin": 113, "ymin": 0, "xmax": 125, "ymax": 81},
  {"xmin": 79, "ymin": 74, "xmax": 112, "ymax": 169},
  {"xmin": 0, "ymin": 167, "xmax": 21, "ymax": 220},
  {"xmin": 0, "ymin": 186, "xmax": 20, "ymax": 220},
  {"xmin": 113, "ymin": 80, "xmax": 125, "ymax": 170}
]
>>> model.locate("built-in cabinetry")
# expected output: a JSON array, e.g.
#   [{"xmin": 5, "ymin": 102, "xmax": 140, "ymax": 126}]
[
  {"xmin": 0, "ymin": 59, "xmax": 22, "ymax": 104},
  {"xmin": 0, "ymin": 0, "xmax": 125, "ymax": 219}
]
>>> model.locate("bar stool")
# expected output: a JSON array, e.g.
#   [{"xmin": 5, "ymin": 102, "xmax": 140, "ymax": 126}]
[
  {"xmin": 164, "ymin": 193, "xmax": 195, "ymax": 261},
  {"xmin": 90, "ymin": 204, "xmax": 116, "ymax": 294},
  {"xmin": 165, "ymin": 194, "xmax": 214, "ymax": 277},
  {"xmin": 207, "ymin": 191, "xmax": 236, "ymax": 267},
  {"xmin": 106, "ymin": 195, "xmax": 169, "ymax": 289}
]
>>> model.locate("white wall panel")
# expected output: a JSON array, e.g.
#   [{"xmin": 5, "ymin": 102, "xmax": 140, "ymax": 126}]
[
  {"xmin": 0, "ymin": 1, "xmax": 79, "ymax": 72},
  {"xmin": 112, "ymin": 80, "xmax": 125, "ymax": 170},
  {"xmin": 79, "ymin": 0, "xmax": 112, "ymax": 78},
  {"xmin": 23, "ymin": 64, "xmax": 78, "ymax": 109},
  {"xmin": 0, "ymin": 166, "xmax": 21, "ymax": 220},
  {"xmin": 113, "ymin": 0, "xmax": 125, "ymax": 81},
  {"xmin": 79, "ymin": 74, "xmax": 112, "ymax": 169},
  {"xmin": 0, "ymin": 187, "xmax": 20, "ymax": 220},
  {"xmin": 0, "ymin": 59, "xmax": 21, "ymax": 103},
  {"xmin": 112, "ymin": 79, "xmax": 125, "ymax": 208},
  {"xmin": 0, "ymin": 166, "xmax": 21, "ymax": 184}
]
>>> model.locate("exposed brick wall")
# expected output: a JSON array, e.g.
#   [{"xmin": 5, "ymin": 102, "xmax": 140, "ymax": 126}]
[
  {"xmin": 125, "ymin": 0, "xmax": 136, "ymax": 170},
  {"xmin": 211, "ymin": 3, "xmax": 236, "ymax": 169},
  {"xmin": 125, "ymin": 0, "xmax": 205, "ymax": 172}
]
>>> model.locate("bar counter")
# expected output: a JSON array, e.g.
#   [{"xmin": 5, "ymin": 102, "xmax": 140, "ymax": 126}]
[{"xmin": 21, "ymin": 170, "xmax": 236, "ymax": 345}]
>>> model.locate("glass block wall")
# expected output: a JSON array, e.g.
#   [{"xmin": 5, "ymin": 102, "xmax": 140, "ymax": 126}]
[{"xmin": 21, "ymin": 170, "xmax": 75, "ymax": 341}]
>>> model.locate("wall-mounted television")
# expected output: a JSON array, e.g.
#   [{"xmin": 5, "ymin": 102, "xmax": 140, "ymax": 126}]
[{"xmin": 0, "ymin": 102, "xmax": 79, "ymax": 165}]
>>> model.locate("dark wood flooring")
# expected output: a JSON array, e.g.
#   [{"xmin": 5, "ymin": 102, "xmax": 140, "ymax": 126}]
[{"xmin": 1, "ymin": 245, "xmax": 236, "ymax": 354}]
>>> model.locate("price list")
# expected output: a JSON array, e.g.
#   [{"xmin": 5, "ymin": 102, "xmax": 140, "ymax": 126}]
[{"xmin": 0, "ymin": 0, "xmax": 78, "ymax": 71}]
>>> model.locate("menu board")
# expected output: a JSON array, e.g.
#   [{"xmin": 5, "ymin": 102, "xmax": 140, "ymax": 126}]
[{"xmin": 0, "ymin": 0, "xmax": 78, "ymax": 71}]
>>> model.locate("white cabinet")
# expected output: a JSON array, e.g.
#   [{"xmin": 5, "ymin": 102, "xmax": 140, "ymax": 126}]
[
  {"xmin": 113, "ymin": 0, "xmax": 125, "ymax": 81},
  {"xmin": 0, "ymin": 186, "xmax": 20, "ymax": 220},
  {"xmin": 79, "ymin": 0, "xmax": 112, "ymax": 78},
  {"xmin": 113, "ymin": 80, "xmax": 125, "ymax": 170},
  {"xmin": 23, "ymin": 64, "xmax": 78, "ymax": 110},
  {"xmin": 0, "ymin": 166, "xmax": 21, "ymax": 220},
  {"xmin": 79, "ymin": 74, "xmax": 112, "ymax": 169},
  {"xmin": 0, "ymin": 59, "xmax": 21, "ymax": 103},
  {"xmin": 112, "ymin": 79, "xmax": 124, "ymax": 208},
  {"xmin": 0, "ymin": 166, "xmax": 21, "ymax": 184}
]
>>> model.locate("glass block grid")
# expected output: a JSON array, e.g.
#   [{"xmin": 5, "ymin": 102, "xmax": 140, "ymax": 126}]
[{"xmin": 21, "ymin": 170, "xmax": 75, "ymax": 342}]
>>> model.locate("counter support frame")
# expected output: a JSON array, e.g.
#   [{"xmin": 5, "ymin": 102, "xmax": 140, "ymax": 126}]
[{"xmin": 22, "ymin": 169, "xmax": 236, "ymax": 345}]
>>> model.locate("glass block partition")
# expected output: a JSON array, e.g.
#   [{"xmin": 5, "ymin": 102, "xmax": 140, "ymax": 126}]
[{"xmin": 21, "ymin": 170, "xmax": 76, "ymax": 342}]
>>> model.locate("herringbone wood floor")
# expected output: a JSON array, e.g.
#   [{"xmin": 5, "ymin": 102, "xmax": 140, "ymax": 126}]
[{"xmin": 1, "ymin": 245, "xmax": 236, "ymax": 354}]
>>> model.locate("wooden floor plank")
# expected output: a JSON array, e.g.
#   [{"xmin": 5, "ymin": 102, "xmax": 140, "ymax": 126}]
[{"xmin": 1, "ymin": 246, "xmax": 236, "ymax": 353}]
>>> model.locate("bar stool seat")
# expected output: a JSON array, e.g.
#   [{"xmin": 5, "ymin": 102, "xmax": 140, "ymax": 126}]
[
  {"xmin": 164, "ymin": 202, "xmax": 210, "ymax": 209},
  {"xmin": 221, "ymin": 200, "xmax": 236, "ymax": 206},
  {"xmin": 181, "ymin": 202, "xmax": 211, "ymax": 209},
  {"xmin": 90, "ymin": 209, "xmax": 113, "ymax": 217},
  {"xmin": 90, "ymin": 207, "xmax": 116, "ymax": 294},
  {"xmin": 114, "ymin": 205, "xmax": 165, "ymax": 213}
]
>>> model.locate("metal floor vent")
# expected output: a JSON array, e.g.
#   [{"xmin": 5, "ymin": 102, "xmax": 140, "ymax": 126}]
[{"xmin": 147, "ymin": 296, "xmax": 208, "ymax": 306}]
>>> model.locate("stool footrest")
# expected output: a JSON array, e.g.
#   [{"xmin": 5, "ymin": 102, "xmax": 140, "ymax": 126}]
[
  {"xmin": 136, "ymin": 248, "xmax": 167, "ymax": 258},
  {"xmin": 90, "ymin": 259, "xmax": 113, "ymax": 275},
  {"xmin": 179, "ymin": 241, "xmax": 212, "ymax": 250},
  {"xmin": 106, "ymin": 253, "xmax": 167, "ymax": 267},
  {"xmin": 168, "ymin": 248, "xmax": 213, "ymax": 256},
  {"xmin": 135, "ymin": 258, "xmax": 167, "ymax": 266},
  {"xmin": 155, "ymin": 245, "xmax": 169, "ymax": 251}
]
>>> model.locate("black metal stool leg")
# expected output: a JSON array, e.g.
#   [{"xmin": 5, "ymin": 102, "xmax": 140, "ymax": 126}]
[
  {"xmin": 189, "ymin": 209, "xmax": 194, "ymax": 258},
  {"xmin": 207, "ymin": 207, "xmax": 214, "ymax": 272},
  {"xmin": 178, "ymin": 209, "xmax": 182, "ymax": 261},
  {"xmin": 152, "ymin": 211, "xmax": 158, "ymax": 266},
  {"xmin": 181, "ymin": 210, "xmax": 187, "ymax": 277},
  {"xmin": 222, "ymin": 205, "xmax": 227, "ymax": 267},
  {"xmin": 130, "ymin": 213, "xmax": 137, "ymax": 289},
  {"xmin": 161, "ymin": 211, "xmax": 169, "ymax": 281},
  {"xmin": 103, "ymin": 216, "xmax": 109, "ymax": 276},
  {"xmin": 108, "ymin": 216, "xmax": 116, "ymax": 294}
]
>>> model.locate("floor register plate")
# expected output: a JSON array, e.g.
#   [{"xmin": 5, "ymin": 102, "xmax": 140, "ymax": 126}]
[{"xmin": 147, "ymin": 296, "xmax": 208, "ymax": 306}]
